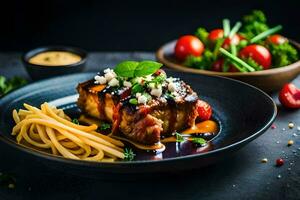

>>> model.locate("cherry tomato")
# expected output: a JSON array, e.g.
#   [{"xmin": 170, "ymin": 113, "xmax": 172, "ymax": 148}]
[
  {"xmin": 222, "ymin": 34, "xmax": 240, "ymax": 49},
  {"xmin": 276, "ymin": 158, "xmax": 284, "ymax": 167},
  {"xmin": 228, "ymin": 66, "xmax": 239, "ymax": 72},
  {"xmin": 268, "ymin": 34, "xmax": 287, "ymax": 45},
  {"xmin": 197, "ymin": 100, "xmax": 212, "ymax": 121},
  {"xmin": 279, "ymin": 83, "xmax": 300, "ymax": 109},
  {"xmin": 175, "ymin": 35, "xmax": 204, "ymax": 60},
  {"xmin": 212, "ymin": 59, "xmax": 224, "ymax": 72},
  {"xmin": 239, "ymin": 45, "xmax": 272, "ymax": 69},
  {"xmin": 208, "ymin": 29, "xmax": 224, "ymax": 41}
]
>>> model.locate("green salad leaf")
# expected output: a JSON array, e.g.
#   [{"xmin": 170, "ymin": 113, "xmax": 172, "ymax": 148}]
[
  {"xmin": 268, "ymin": 42, "xmax": 299, "ymax": 67},
  {"xmin": 240, "ymin": 10, "xmax": 269, "ymax": 40},
  {"xmin": 195, "ymin": 27, "xmax": 209, "ymax": 46},
  {"xmin": 184, "ymin": 50, "xmax": 214, "ymax": 70}
]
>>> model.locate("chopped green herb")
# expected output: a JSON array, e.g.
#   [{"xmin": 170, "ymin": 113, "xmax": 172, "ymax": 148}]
[
  {"xmin": 192, "ymin": 137, "xmax": 207, "ymax": 145},
  {"xmin": 250, "ymin": 25, "xmax": 282, "ymax": 43},
  {"xmin": 100, "ymin": 123, "xmax": 111, "ymax": 130},
  {"xmin": 72, "ymin": 118, "xmax": 79, "ymax": 124},
  {"xmin": 175, "ymin": 132, "xmax": 184, "ymax": 142},
  {"xmin": 142, "ymin": 92, "xmax": 152, "ymax": 101},
  {"xmin": 124, "ymin": 148, "xmax": 136, "ymax": 161},
  {"xmin": 219, "ymin": 48, "xmax": 255, "ymax": 72},
  {"xmin": 165, "ymin": 92, "xmax": 175, "ymax": 99},
  {"xmin": 223, "ymin": 18, "xmax": 230, "ymax": 37},
  {"xmin": 229, "ymin": 21, "xmax": 242, "ymax": 38},
  {"xmin": 131, "ymin": 84, "xmax": 144, "ymax": 94},
  {"xmin": 129, "ymin": 98, "xmax": 138, "ymax": 105},
  {"xmin": 148, "ymin": 75, "xmax": 166, "ymax": 86}
]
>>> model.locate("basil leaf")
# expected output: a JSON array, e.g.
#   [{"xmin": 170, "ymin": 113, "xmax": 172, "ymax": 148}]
[
  {"xmin": 114, "ymin": 61, "xmax": 139, "ymax": 78},
  {"xmin": 134, "ymin": 61, "xmax": 163, "ymax": 77}
]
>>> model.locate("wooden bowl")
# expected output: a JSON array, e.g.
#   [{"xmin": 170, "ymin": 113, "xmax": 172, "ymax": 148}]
[{"xmin": 156, "ymin": 39, "xmax": 300, "ymax": 93}]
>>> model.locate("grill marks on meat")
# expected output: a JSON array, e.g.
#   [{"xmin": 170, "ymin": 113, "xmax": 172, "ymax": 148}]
[{"xmin": 77, "ymin": 79, "xmax": 199, "ymax": 145}]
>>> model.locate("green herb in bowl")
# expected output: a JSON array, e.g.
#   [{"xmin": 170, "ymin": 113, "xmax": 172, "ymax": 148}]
[{"xmin": 0, "ymin": 76, "xmax": 27, "ymax": 97}]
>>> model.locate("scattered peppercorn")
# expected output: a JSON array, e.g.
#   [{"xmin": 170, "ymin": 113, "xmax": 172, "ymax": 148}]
[
  {"xmin": 287, "ymin": 140, "xmax": 294, "ymax": 146},
  {"xmin": 271, "ymin": 124, "xmax": 276, "ymax": 129},
  {"xmin": 288, "ymin": 122, "xmax": 294, "ymax": 129},
  {"xmin": 276, "ymin": 158, "xmax": 284, "ymax": 167}
]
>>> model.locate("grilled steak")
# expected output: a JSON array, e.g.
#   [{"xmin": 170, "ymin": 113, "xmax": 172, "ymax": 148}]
[{"xmin": 77, "ymin": 70, "xmax": 199, "ymax": 145}]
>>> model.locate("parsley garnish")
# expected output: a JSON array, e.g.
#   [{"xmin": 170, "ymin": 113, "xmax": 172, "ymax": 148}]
[
  {"xmin": 175, "ymin": 132, "xmax": 184, "ymax": 142},
  {"xmin": 100, "ymin": 123, "xmax": 111, "ymax": 130},
  {"xmin": 129, "ymin": 98, "xmax": 138, "ymax": 105},
  {"xmin": 124, "ymin": 148, "xmax": 136, "ymax": 161},
  {"xmin": 192, "ymin": 137, "xmax": 207, "ymax": 145},
  {"xmin": 72, "ymin": 118, "xmax": 79, "ymax": 124}
]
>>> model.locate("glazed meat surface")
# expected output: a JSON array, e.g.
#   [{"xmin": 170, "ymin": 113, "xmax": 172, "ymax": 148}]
[{"xmin": 77, "ymin": 79, "xmax": 199, "ymax": 145}]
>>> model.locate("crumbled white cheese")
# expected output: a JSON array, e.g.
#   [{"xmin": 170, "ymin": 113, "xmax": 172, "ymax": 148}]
[
  {"xmin": 94, "ymin": 75, "xmax": 107, "ymax": 84},
  {"xmin": 148, "ymin": 83, "xmax": 156, "ymax": 89},
  {"xmin": 145, "ymin": 75, "xmax": 153, "ymax": 81},
  {"xmin": 136, "ymin": 92, "xmax": 142, "ymax": 98},
  {"xmin": 133, "ymin": 77, "xmax": 143, "ymax": 84},
  {"xmin": 168, "ymin": 82, "xmax": 177, "ymax": 92},
  {"xmin": 123, "ymin": 81, "xmax": 132, "ymax": 87},
  {"xmin": 104, "ymin": 71, "xmax": 116, "ymax": 82},
  {"xmin": 104, "ymin": 68, "xmax": 113, "ymax": 74},
  {"xmin": 108, "ymin": 78, "xmax": 119, "ymax": 87},
  {"xmin": 151, "ymin": 88, "xmax": 162, "ymax": 97},
  {"xmin": 138, "ymin": 95, "xmax": 148, "ymax": 104},
  {"xmin": 166, "ymin": 77, "xmax": 174, "ymax": 83}
]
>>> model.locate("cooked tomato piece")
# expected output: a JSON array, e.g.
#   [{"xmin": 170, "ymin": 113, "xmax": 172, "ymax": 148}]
[
  {"xmin": 279, "ymin": 83, "xmax": 300, "ymax": 109},
  {"xmin": 197, "ymin": 100, "xmax": 212, "ymax": 121}
]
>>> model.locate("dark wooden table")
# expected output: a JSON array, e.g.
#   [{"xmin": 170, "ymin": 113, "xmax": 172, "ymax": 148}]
[{"xmin": 0, "ymin": 53, "xmax": 300, "ymax": 200}]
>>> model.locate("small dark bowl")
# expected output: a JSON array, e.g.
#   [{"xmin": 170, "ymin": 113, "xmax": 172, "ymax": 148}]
[{"xmin": 22, "ymin": 46, "xmax": 87, "ymax": 80}]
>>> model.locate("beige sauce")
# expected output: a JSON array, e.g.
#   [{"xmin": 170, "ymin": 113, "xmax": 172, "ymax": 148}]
[{"xmin": 29, "ymin": 51, "xmax": 81, "ymax": 66}]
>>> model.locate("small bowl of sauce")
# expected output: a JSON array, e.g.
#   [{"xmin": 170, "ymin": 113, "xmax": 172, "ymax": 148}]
[{"xmin": 23, "ymin": 46, "xmax": 87, "ymax": 80}]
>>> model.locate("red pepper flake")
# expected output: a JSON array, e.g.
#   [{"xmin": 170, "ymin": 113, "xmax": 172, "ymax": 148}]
[
  {"xmin": 271, "ymin": 124, "xmax": 276, "ymax": 129},
  {"xmin": 276, "ymin": 158, "xmax": 284, "ymax": 167}
]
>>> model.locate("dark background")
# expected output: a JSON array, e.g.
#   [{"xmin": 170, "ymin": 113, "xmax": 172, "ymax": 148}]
[{"xmin": 0, "ymin": 0, "xmax": 299, "ymax": 52}]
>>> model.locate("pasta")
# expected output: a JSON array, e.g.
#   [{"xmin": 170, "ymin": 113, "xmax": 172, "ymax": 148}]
[{"xmin": 12, "ymin": 103, "xmax": 125, "ymax": 162}]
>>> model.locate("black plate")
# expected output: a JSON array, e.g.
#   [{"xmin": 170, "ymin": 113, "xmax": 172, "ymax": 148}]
[{"xmin": 0, "ymin": 72, "xmax": 276, "ymax": 177}]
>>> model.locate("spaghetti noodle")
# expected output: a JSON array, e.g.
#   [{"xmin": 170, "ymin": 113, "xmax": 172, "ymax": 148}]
[{"xmin": 12, "ymin": 103, "xmax": 125, "ymax": 162}]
